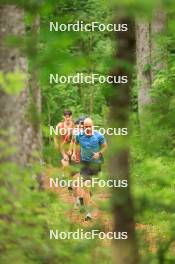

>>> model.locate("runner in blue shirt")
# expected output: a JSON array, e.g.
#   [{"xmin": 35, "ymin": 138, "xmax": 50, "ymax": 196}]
[
  {"xmin": 75, "ymin": 117, "xmax": 107, "ymax": 177},
  {"xmin": 72, "ymin": 117, "xmax": 107, "ymax": 220}
]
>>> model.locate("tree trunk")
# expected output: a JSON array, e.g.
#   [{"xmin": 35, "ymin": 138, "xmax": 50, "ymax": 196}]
[
  {"xmin": 0, "ymin": 5, "xmax": 42, "ymax": 173},
  {"xmin": 29, "ymin": 15, "xmax": 44, "ymax": 189},
  {"xmin": 136, "ymin": 21, "xmax": 152, "ymax": 115},
  {"xmin": 108, "ymin": 17, "xmax": 139, "ymax": 264},
  {"xmin": 0, "ymin": 5, "xmax": 30, "ymax": 165},
  {"xmin": 30, "ymin": 15, "xmax": 42, "ymax": 157},
  {"xmin": 88, "ymin": 33, "xmax": 94, "ymax": 115},
  {"xmin": 89, "ymin": 83, "xmax": 94, "ymax": 115},
  {"xmin": 151, "ymin": 9, "xmax": 166, "ymax": 81}
]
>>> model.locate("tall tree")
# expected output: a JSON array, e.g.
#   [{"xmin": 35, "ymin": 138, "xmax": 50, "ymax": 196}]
[
  {"xmin": 136, "ymin": 21, "xmax": 151, "ymax": 116},
  {"xmin": 88, "ymin": 33, "xmax": 94, "ymax": 115},
  {"xmin": 151, "ymin": 9, "xmax": 166, "ymax": 81},
  {"xmin": 0, "ymin": 5, "xmax": 42, "ymax": 171},
  {"xmin": 136, "ymin": 9, "xmax": 166, "ymax": 117},
  {"xmin": 29, "ymin": 14, "xmax": 44, "ymax": 188},
  {"xmin": 108, "ymin": 17, "xmax": 139, "ymax": 264},
  {"xmin": 0, "ymin": 5, "xmax": 29, "ymax": 165}
]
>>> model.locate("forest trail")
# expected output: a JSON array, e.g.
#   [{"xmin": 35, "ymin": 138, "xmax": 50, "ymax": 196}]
[{"xmin": 44, "ymin": 166, "xmax": 157, "ymax": 250}]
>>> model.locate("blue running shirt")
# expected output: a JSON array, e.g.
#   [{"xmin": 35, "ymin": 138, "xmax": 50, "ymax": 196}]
[{"xmin": 76, "ymin": 131, "xmax": 106, "ymax": 163}]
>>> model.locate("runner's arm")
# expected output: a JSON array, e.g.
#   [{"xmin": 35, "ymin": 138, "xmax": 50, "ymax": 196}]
[
  {"xmin": 93, "ymin": 142, "xmax": 107, "ymax": 160},
  {"xmin": 100, "ymin": 142, "xmax": 107, "ymax": 155},
  {"xmin": 68, "ymin": 138, "xmax": 74, "ymax": 155},
  {"xmin": 60, "ymin": 141, "xmax": 69, "ymax": 160},
  {"xmin": 93, "ymin": 133, "xmax": 107, "ymax": 160},
  {"xmin": 54, "ymin": 123, "xmax": 66, "ymax": 157},
  {"xmin": 71, "ymin": 135, "xmax": 79, "ymax": 160},
  {"xmin": 99, "ymin": 134, "xmax": 107, "ymax": 155}
]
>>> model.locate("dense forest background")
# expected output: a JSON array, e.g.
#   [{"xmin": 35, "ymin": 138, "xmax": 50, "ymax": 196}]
[{"xmin": 0, "ymin": 0, "xmax": 175, "ymax": 263}]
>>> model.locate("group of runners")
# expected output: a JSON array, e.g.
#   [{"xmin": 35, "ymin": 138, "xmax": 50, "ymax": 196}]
[{"xmin": 54, "ymin": 109, "xmax": 107, "ymax": 221}]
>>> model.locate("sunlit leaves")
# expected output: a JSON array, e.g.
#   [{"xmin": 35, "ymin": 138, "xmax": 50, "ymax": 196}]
[{"xmin": 0, "ymin": 71, "xmax": 26, "ymax": 95}]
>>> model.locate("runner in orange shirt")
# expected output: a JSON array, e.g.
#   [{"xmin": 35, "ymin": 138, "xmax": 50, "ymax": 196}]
[{"xmin": 54, "ymin": 110, "xmax": 74, "ymax": 171}]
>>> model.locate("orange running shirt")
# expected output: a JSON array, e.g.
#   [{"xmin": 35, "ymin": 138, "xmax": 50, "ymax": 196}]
[{"xmin": 57, "ymin": 121, "xmax": 74, "ymax": 144}]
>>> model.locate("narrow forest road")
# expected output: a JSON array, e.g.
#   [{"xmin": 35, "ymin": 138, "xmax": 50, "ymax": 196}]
[{"xmin": 44, "ymin": 166, "xmax": 158, "ymax": 251}]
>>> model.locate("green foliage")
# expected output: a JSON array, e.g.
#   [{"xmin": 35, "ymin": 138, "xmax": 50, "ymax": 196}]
[
  {"xmin": 0, "ymin": 71, "xmax": 26, "ymax": 95},
  {"xmin": 0, "ymin": 162, "xmax": 112, "ymax": 264},
  {"xmin": 0, "ymin": 1, "xmax": 113, "ymax": 263},
  {"xmin": 2, "ymin": 0, "xmax": 175, "ymax": 263},
  {"xmin": 39, "ymin": 0, "xmax": 113, "ymax": 145},
  {"xmin": 131, "ymin": 121, "xmax": 175, "ymax": 262}
]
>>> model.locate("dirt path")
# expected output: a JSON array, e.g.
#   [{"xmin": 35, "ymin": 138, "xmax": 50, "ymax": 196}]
[
  {"xmin": 44, "ymin": 165, "xmax": 158, "ymax": 250},
  {"xmin": 44, "ymin": 166, "xmax": 113, "ymax": 229}
]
